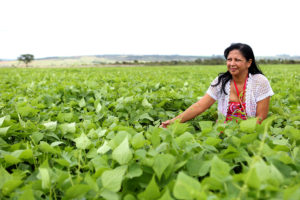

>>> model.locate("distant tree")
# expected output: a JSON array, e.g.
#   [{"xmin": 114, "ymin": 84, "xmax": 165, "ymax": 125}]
[
  {"xmin": 18, "ymin": 54, "xmax": 34, "ymax": 67},
  {"xmin": 195, "ymin": 58, "xmax": 203, "ymax": 64}
]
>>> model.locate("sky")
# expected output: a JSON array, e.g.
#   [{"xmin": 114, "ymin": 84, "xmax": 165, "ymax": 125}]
[{"xmin": 1, "ymin": 0, "xmax": 300, "ymax": 59}]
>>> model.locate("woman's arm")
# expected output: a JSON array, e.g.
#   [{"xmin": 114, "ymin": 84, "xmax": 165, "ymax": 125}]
[
  {"xmin": 256, "ymin": 96, "xmax": 270, "ymax": 124},
  {"xmin": 161, "ymin": 94, "xmax": 216, "ymax": 128}
]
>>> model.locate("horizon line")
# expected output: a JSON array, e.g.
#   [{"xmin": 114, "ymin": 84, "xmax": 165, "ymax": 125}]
[{"xmin": 1, "ymin": 53, "xmax": 300, "ymax": 61}]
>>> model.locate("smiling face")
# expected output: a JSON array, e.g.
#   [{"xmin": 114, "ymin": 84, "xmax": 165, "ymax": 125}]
[{"xmin": 226, "ymin": 50, "xmax": 252, "ymax": 78}]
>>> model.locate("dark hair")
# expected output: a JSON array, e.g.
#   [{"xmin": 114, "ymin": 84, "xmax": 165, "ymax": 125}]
[{"xmin": 212, "ymin": 43, "xmax": 263, "ymax": 95}]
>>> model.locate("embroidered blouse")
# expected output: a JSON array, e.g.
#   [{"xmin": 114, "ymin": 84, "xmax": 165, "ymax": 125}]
[
  {"xmin": 226, "ymin": 101, "xmax": 247, "ymax": 121},
  {"xmin": 206, "ymin": 74, "xmax": 274, "ymax": 117}
]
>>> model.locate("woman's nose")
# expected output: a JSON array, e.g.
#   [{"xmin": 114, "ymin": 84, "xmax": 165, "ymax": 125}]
[{"xmin": 228, "ymin": 60, "xmax": 236, "ymax": 65}]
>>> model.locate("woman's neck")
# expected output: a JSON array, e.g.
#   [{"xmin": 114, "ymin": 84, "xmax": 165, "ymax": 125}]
[{"xmin": 232, "ymin": 73, "xmax": 248, "ymax": 84}]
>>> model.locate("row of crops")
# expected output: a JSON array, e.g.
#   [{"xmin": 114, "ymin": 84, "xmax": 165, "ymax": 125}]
[{"xmin": 0, "ymin": 65, "xmax": 299, "ymax": 199}]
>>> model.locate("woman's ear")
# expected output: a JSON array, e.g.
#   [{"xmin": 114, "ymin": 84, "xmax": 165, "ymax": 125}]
[{"xmin": 247, "ymin": 59, "xmax": 253, "ymax": 68}]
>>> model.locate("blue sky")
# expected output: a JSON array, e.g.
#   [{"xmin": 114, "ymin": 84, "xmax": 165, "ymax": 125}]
[{"xmin": 1, "ymin": 0, "xmax": 299, "ymax": 59}]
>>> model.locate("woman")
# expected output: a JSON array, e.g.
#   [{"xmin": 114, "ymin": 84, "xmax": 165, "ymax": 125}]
[{"xmin": 161, "ymin": 43, "xmax": 274, "ymax": 128}]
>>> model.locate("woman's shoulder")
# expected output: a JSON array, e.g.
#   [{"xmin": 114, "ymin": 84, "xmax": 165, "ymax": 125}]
[
  {"xmin": 210, "ymin": 76, "xmax": 220, "ymax": 85},
  {"xmin": 250, "ymin": 73, "xmax": 270, "ymax": 83},
  {"xmin": 250, "ymin": 73, "xmax": 272, "ymax": 91}
]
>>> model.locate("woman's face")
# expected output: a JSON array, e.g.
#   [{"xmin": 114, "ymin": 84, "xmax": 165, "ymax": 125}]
[{"xmin": 226, "ymin": 50, "xmax": 252, "ymax": 77}]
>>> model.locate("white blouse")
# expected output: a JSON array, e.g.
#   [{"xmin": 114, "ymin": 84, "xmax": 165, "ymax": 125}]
[{"xmin": 206, "ymin": 73, "xmax": 274, "ymax": 117}]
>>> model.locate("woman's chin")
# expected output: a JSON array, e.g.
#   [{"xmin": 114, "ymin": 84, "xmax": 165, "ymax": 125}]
[{"xmin": 229, "ymin": 71, "xmax": 239, "ymax": 76}]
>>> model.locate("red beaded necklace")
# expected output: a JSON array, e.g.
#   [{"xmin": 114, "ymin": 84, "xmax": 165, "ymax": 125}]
[{"xmin": 232, "ymin": 76, "xmax": 248, "ymax": 118}]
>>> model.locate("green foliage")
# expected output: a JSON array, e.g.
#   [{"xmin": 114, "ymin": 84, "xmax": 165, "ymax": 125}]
[
  {"xmin": 0, "ymin": 65, "xmax": 299, "ymax": 199},
  {"xmin": 173, "ymin": 172, "xmax": 202, "ymax": 199}
]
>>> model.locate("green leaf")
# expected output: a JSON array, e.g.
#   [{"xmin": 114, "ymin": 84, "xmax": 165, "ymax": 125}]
[
  {"xmin": 97, "ymin": 140, "xmax": 111, "ymax": 154},
  {"xmin": 0, "ymin": 167, "xmax": 11, "ymax": 189},
  {"xmin": 151, "ymin": 128, "xmax": 161, "ymax": 148},
  {"xmin": 63, "ymin": 184, "xmax": 91, "ymax": 200},
  {"xmin": 220, "ymin": 145, "xmax": 239, "ymax": 159},
  {"xmin": 170, "ymin": 121, "xmax": 189, "ymax": 136},
  {"xmin": 79, "ymin": 98, "xmax": 86, "ymax": 108},
  {"xmin": 96, "ymin": 103, "xmax": 102, "ymax": 113},
  {"xmin": 153, "ymin": 154, "xmax": 174, "ymax": 180},
  {"xmin": 158, "ymin": 189, "xmax": 174, "ymax": 200},
  {"xmin": 187, "ymin": 159, "xmax": 210, "ymax": 177},
  {"xmin": 39, "ymin": 168, "xmax": 50, "ymax": 189},
  {"xmin": 284, "ymin": 183, "xmax": 300, "ymax": 200},
  {"xmin": 57, "ymin": 113, "xmax": 73, "ymax": 122},
  {"xmin": 210, "ymin": 156, "xmax": 230, "ymax": 182},
  {"xmin": 251, "ymin": 157, "xmax": 284, "ymax": 187},
  {"xmin": 0, "ymin": 137, "xmax": 8, "ymax": 148},
  {"xmin": 0, "ymin": 116, "xmax": 6, "ymax": 127},
  {"xmin": 131, "ymin": 132, "xmax": 146, "ymax": 149},
  {"xmin": 247, "ymin": 167, "xmax": 260, "ymax": 189},
  {"xmin": 283, "ymin": 125, "xmax": 300, "ymax": 141},
  {"xmin": 16, "ymin": 105, "xmax": 38, "ymax": 117},
  {"xmin": 101, "ymin": 189, "xmax": 119, "ymax": 200},
  {"xmin": 199, "ymin": 121, "xmax": 213, "ymax": 134},
  {"xmin": 173, "ymin": 172, "xmax": 201, "ymax": 199},
  {"xmin": 51, "ymin": 141, "xmax": 64, "ymax": 147},
  {"xmin": 126, "ymin": 163, "xmax": 143, "ymax": 179},
  {"xmin": 175, "ymin": 132, "xmax": 194, "ymax": 147},
  {"xmin": 138, "ymin": 176, "xmax": 161, "ymax": 200},
  {"xmin": 19, "ymin": 149, "xmax": 33, "ymax": 160},
  {"xmin": 142, "ymin": 98, "xmax": 153, "ymax": 109},
  {"xmin": 0, "ymin": 126, "xmax": 10, "ymax": 136},
  {"xmin": 240, "ymin": 118, "xmax": 257, "ymax": 133},
  {"xmin": 101, "ymin": 165, "xmax": 127, "ymax": 192},
  {"xmin": 4, "ymin": 154, "xmax": 21, "ymax": 165},
  {"xmin": 43, "ymin": 121, "xmax": 57, "ymax": 131},
  {"xmin": 59, "ymin": 122, "xmax": 76, "ymax": 134},
  {"xmin": 124, "ymin": 194, "xmax": 136, "ymax": 200},
  {"xmin": 1, "ymin": 179, "xmax": 23, "ymax": 196},
  {"xmin": 84, "ymin": 173, "xmax": 98, "ymax": 192},
  {"xmin": 139, "ymin": 113, "xmax": 154, "ymax": 121},
  {"xmin": 11, "ymin": 149, "xmax": 23, "ymax": 158},
  {"xmin": 231, "ymin": 136, "xmax": 241, "ymax": 147},
  {"xmin": 108, "ymin": 131, "xmax": 129, "ymax": 149},
  {"xmin": 202, "ymin": 177, "xmax": 223, "ymax": 190},
  {"xmin": 95, "ymin": 128, "xmax": 106, "ymax": 138},
  {"xmin": 269, "ymin": 164, "xmax": 284, "ymax": 186},
  {"xmin": 204, "ymin": 137, "xmax": 222, "ymax": 146},
  {"xmin": 91, "ymin": 156, "xmax": 109, "ymax": 171},
  {"xmin": 54, "ymin": 158, "xmax": 70, "ymax": 167},
  {"xmin": 39, "ymin": 141, "xmax": 58, "ymax": 154},
  {"xmin": 73, "ymin": 133, "xmax": 91, "ymax": 150},
  {"xmin": 112, "ymin": 137, "xmax": 133, "ymax": 165},
  {"xmin": 18, "ymin": 185, "xmax": 35, "ymax": 200},
  {"xmin": 276, "ymin": 152, "xmax": 293, "ymax": 164},
  {"xmin": 187, "ymin": 158, "xmax": 202, "ymax": 176},
  {"xmin": 198, "ymin": 161, "xmax": 211, "ymax": 177},
  {"xmin": 241, "ymin": 133, "xmax": 258, "ymax": 144},
  {"xmin": 31, "ymin": 132, "xmax": 44, "ymax": 144}
]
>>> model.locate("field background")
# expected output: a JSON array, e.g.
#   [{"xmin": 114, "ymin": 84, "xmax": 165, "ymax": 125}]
[
  {"xmin": 1, "ymin": 54, "xmax": 300, "ymax": 68},
  {"xmin": 0, "ymin": 64, "xmax": 299, "ymax": 199}
]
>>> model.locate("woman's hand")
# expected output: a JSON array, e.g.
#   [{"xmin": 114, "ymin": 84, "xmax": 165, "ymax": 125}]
[
  {"xmin": 160, "ymin": 120, "xmax": 172, "ymax": 128},
  {"xmin": 160, "ymin": 94, "xmax": 215, "ymax": 128}
]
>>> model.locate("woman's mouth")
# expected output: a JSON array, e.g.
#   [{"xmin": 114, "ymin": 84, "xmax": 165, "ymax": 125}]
[{"xmin": 230, "ymin": 68, "xmax": 237, "ymax": 72}]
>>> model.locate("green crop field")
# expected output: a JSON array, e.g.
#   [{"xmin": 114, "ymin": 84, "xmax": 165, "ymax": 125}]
[{"xmin": 0, "ymin": 65, "xmax": 299, "ymax": 199}]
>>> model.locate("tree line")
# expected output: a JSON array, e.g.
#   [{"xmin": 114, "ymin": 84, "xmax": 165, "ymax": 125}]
[
  {"xmin": 113, "ymin": 58, "xmax": 300, "ymax": 66},
  {"xmin": 14, "ymin": 54, "xmax": 300, "ymax": 67}
]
